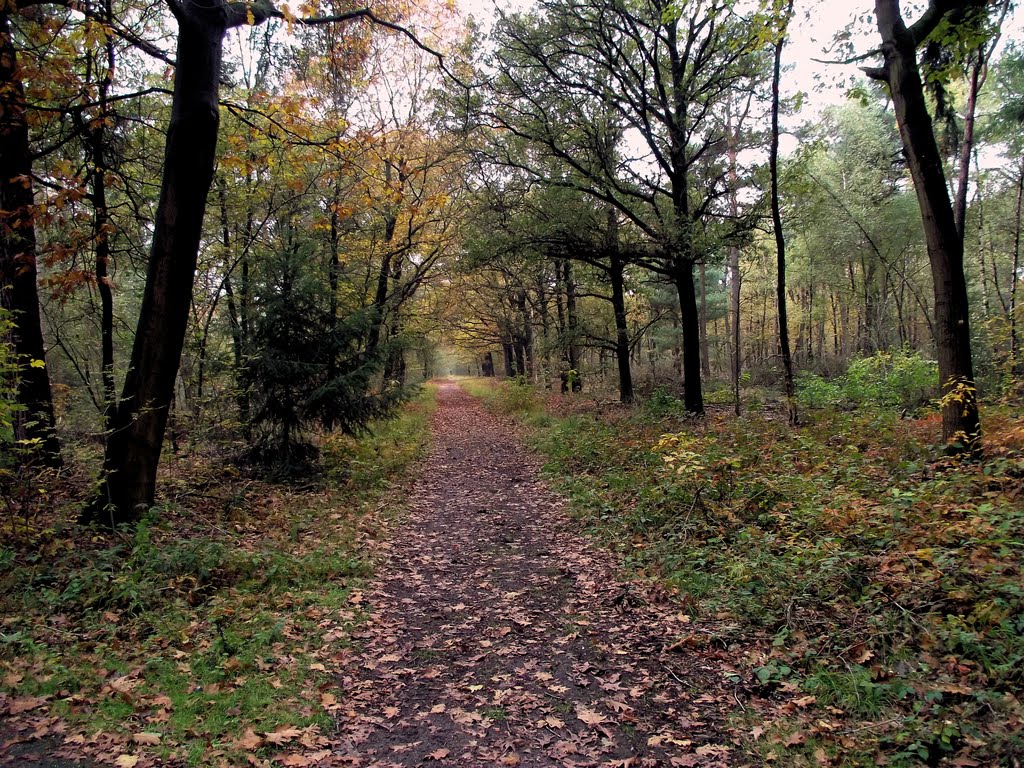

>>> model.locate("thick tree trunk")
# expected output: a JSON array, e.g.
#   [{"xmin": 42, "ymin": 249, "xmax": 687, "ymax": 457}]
[
  {"xmin": 89, "ymin": 6, "xmax": 229, "ymax": 524},
  {"xmin": 0, "ymin": 13, "xmax": 61, "ymax": 465},
  {"xmin": 608, "ymin": 252, "xmax": 633, "ymax": 404},
  {"xmin": 672, "ymin": 262, "xmax": 704, "ymax": 415},
  {"xmin": 872, "ymin": 0, "xmax": 980, "ymax": 449},
  {"xmin": 503, "ymin": 341, "xmax": 515, "ymax": 377}
]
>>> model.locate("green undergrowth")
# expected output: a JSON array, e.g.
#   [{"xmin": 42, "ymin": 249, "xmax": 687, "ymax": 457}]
[
  {"xmin": 467, "ymin": 378, "xmax": 1024, "ymax": 766},
  {"xmin": 0, "ymin": 385, "xmax": 436, "ymax": 766}
]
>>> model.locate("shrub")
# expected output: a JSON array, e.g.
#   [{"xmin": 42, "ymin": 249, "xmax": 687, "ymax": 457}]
[
  {"xmin": 843, "ymin": 350, "xmax": 937, "ymax": 409},
  {"xmin": 798, "ymin": 351, "xmax": 938, "ymax": 411}
]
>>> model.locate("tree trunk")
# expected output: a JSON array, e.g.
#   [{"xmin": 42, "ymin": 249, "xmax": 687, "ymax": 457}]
[
  {"xmin": 699, "ymin": 262, "xmax": 711, "ymax": 378},
  {"xmin": 0, "ymin": 13, "xmax": 61, "ymax": 465},
  {"xmin": 83, "ymin": 10, "xmax": 118, "ymax": 431},
  {"xmin": 1011, "ymin": 160, "xmax": 1023, "ymax": 376},
  {"xmin": 536, "ymin": 270, "xmax": 552, "ymax": 388},
  {"xmin": 89, "ymin": 4, "xmax": 232, "ymax": 524},
  {"xmin": 324, "ymin": 178, "xmax": 342, "ymax": 428},
  {"xmin": 673, "ymin": 262, "xmax": 704, "ymax": 414},
  {"xmin": 609, "ymin": 252, "xmax": 633, "ymax": 404},
  {"xmin": 503, "ymin": 341, "xmax": 515, "ymax": 377},
  {"xmin": 563, "ymin": 259, "xmax": 581, "ymax": 392},
  {"xmin": 872, "ymin": 0, "xmax": 980, "ymax": 450},
  {"xmin": 771, "ymin": 1, "xmax": 798, "ymax": 425}
]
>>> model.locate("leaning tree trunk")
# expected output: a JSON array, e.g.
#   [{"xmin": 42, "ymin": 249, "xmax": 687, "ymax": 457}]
[
  {"xmin": 0, "ymin": 13, "xmax": 61, "ymax": 466},
  {"xmin": 872, "ymin": 0, "xmax": 980, "ymax": 450},
  {"xmin": 88, "ymin": 2, "xmax": 232, "ymax": 524}
]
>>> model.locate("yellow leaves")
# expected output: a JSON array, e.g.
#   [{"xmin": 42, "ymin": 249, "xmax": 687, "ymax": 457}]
[
  {"xmin": 280, "ymin": 2, "xmax": 297, "ymax": 33},
  {"xmin": 113, "ymin": 756, "xmax": 140, "ymax": 768}
]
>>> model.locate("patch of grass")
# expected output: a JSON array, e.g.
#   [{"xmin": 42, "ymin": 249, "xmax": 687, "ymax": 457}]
[
  {"xmin": 0, "ymin": 387, "xmax": 437, "ymax": 766},
  {"xmin": 480, "ymin": 705, "xmax": 508, "ymax": 721},
  {"xmin": 469, "ymin": 379, "xmax": 1024, "ymax": 765}
]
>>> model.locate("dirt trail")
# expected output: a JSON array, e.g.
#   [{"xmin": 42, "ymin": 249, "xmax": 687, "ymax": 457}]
[{"xmin": 329, "ymin": 381, "xmax": 738, "ymax": 767}]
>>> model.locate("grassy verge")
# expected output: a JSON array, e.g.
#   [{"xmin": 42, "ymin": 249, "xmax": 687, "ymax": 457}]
[
  {"xmin": 0, "ymin": 385, "xmax": 436, "ymax": 766},
  {"xmin": 466, "ymin": 378, "xmax": 1024, "ymax": 766}
]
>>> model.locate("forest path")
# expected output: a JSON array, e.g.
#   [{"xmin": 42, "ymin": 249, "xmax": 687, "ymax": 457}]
[{"xmin": 328, "ymin": 380, "xmax": 738, "ymax": 767}]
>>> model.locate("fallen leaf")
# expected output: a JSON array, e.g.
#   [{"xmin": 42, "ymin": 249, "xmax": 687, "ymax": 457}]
[
  {"xmin": 427, "ymin": 748, "xmax": 450, "ymax": 760},
  {"xmin": 237, "ymin": 729, "xmax": 263, "ymax": 750},
  {"xmin": 695, "ymin": 744, "xmax": 731, "ymax": 756},
  {"xmin": 576, "ymin": 708, "xmax": 608, "ymax": 727},
  {"xmin": 784, "ymin": 731, "xmax": 806, "ymax": 748},
  {"xmin": 265, "ymin": 726, "xmax": 302, "ymax": 745},
  {"xmin": 114, "ymin": 757, "xmax": 140, "ymax": 768},
  {"xmin": 132, "ymin": 732, "xmax": 161, "ymax": 745},
  {"xmin": 9, "ymin": 696, "xmax": 48, "ymax": 714}
]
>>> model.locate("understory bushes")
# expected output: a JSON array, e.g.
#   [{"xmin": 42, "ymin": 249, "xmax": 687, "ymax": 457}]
[
  {"xmin": 797, "ymin": 350, "xmax": 938, "ymax": 411},
  {"xmin": 472, "ymin": 378, "xmax": 1024, "ymax": 765}
]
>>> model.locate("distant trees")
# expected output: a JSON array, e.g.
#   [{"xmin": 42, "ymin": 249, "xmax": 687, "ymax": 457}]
[{"xmin": 481, "ymin": 0, "xmax": 768, "ymax": 414}]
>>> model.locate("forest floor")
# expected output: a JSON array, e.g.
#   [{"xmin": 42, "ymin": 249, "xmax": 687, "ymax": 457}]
[
  {"xmin": 3, "ymin": 378, "xmax": 1023, "ymax": 767},
  {"xmin": 0, "ymin": 381, "xmax": 746, "ymax": 768}
]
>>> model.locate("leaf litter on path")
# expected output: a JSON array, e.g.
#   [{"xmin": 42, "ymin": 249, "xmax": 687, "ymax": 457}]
[{"xmin": 325, "ymin": 381, "xmax": 742, "ymax": 766}]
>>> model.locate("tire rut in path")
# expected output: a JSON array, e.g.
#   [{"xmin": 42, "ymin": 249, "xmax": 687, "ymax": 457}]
[{"xmin": 330, "ymin": 381, "xmax": 737, "ymax": 767}]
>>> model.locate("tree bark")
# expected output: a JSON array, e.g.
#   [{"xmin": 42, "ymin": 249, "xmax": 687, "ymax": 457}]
[
  {"xmin": 772, "ymin": 0, "xmax": 797, "ymax": 425},
  {"xmin": 608, "ymin": 251, "xmax": 633, "ymax": 404},
  {"xmin": 1011, "ymin": 160, "xmax": 1023, "ymax": 376},
  {"xmin": 699, "ymin": 262, "xmax": 710, "ymax": 378},
  {"xmin": 0, "ymin": 13, "xmax": 61, "ymax": 465},
  {"xmin": 89, "ymin": 2, "xmax": 232, "ymax": 523},
  {"xmin": 871, "ymin": 0, "xmax": 980, "ymax": 449},
  {"xmin": 673, "ymin": 262, "xmax": 704, "ymax": 415},
  {"xmin": 563, "ymin": 259, "xmax": 581, "ymax": 392}
]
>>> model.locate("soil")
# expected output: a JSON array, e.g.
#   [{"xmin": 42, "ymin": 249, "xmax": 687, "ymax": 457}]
[{"xmin": 326, "ymin": 381, "xmax": 740, "ymax": 766}]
